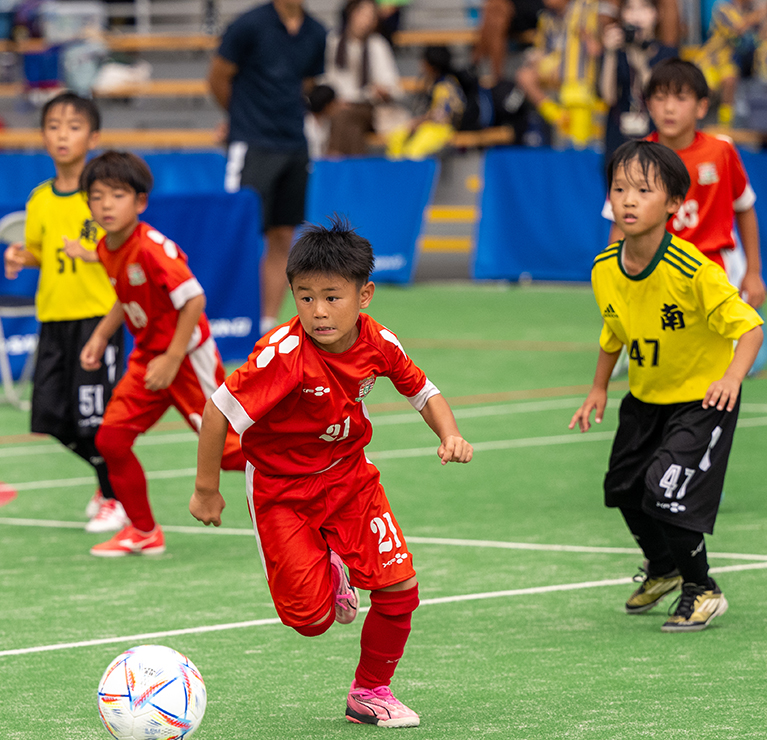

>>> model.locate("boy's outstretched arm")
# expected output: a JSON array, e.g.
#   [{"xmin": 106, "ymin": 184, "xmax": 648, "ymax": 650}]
[
  {"xmin": 190, "ymin": 398, "xmax": 229, "ymax": 526},
  {"xmin": 703, "ymin": 325, "xmax": 763, "ymax": 411},
  {"xmin": 569, "ymin": 347, "xmax": 622, "ymax": 432},
  {"xmin": 81, "ymin": 300, "xmax": 123, "ymax": 370},
  {"xmin": 144, "ymin": 294, "xmax": 206, "ymax": 391},
  {"xmin": 63, "ymin": 236, "xmax": 99, "ymax": 263},
  {"xmin": 419, "ymin": 394, "xmax": 473, "ymax": 465},
  {"xmin": 735, "ymin": 208, "xmax": 766, "ymax": 308}
]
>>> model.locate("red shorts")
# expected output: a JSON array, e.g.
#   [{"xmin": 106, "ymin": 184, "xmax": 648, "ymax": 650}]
[
  {"xmin": 245, "ymin": 453, "xmax": 416, "ymax": 628},
  {"xmin": 103, "ymin": 338, "xmax": 244, "ymax": 470}
]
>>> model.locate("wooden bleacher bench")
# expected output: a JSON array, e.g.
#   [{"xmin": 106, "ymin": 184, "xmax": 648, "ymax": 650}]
[
  {"xmin": 0, "ymin": 79, "xmax": 210, "ymax": 99},
  {"xmin": 0, "ymin": 125, "xmax": 512, "ymax": 151},
  {"xmin": 367, "ymin": 125, "xmax": 514, "ymax": 149},
  {"xmin": 0, "ymin": 76, "xmax": 424, "ymax": 100},
  {"xmin": 0, "ymin": 128, "xmax": 218, "ymax": 149},
  {"xmin": 0, "ymin": 28, "xmax": 479, "ymax": 56}
]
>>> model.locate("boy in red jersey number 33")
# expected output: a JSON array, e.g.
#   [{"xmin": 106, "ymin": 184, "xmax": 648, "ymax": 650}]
[{"xmin": 191, "ymin": 219, "xmax": 473, "ymax": 728}]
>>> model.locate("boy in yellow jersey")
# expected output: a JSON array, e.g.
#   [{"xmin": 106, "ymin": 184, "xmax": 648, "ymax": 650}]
[
  {"xmin": 2, "ymin": 92, "xmax": 127, "ymax": 533},
  {"xmin": 570, "ymin": 140, "xmax": 762, "ymax": 632}
]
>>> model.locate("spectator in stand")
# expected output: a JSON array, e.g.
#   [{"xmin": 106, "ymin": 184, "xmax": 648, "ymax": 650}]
[
  {"xmin": 375, "ymin": 0, "xmax": 410, "ymax": 46},
  {"xmin": 515, "ymin": 0, "xmax": 601, "ymax": 147},
  {"xmin": 599, "ymin": 0, "xmax": 679, "ymax": 47},
  {"xmin": 208, "ymin": 0, "xmax": 326, "ymax": 337},
  {"xmin": 323, "ymin": 0, "xmax": 403, "ymax": 155},
  {"xmin": 305, "ymin": 83, "xmax": 338, "ymax": 159},
  {"xmin": 693, "ymin": 0, "xmax": 765, "ymax": 125},
  {"xmin": 386, "ymin": 45, "xmax": 466, "ymax": 159},
  {"xmin": 472, "ymin": 0, "xmax": 544, "ymax": 85},
  {"xmin": 600, "ymin": 0, "xmax": 677, "ymax": 165}
]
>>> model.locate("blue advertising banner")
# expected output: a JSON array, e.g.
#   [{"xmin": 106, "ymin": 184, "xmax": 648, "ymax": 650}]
[
  {"xmin": 474, "ymin": 147, "xmax": 767, "ymax": 285},
  {"xmin": 0, "ymin": 189, "xmax": 262, "ymax": 380},
  {"xmin": 306, "ymin": 157, "xmax": 438, "ymax": 283},
  {"xmin": 473, "ymin": 147, "xmax": 612, "ymax": 282}
]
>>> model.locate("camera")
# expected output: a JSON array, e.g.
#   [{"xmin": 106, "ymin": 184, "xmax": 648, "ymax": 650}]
[{"xmin": 622, "ymin": 24, "xmax": 639, "ymax": 44}]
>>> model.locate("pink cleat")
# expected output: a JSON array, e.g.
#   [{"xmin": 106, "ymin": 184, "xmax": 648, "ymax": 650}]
[
  {"xmin": 346, "ymin": 681, "xmax": 420, "ymax": 728},
  {"xmin": 330, "ymin": 550, "xmax": 358, "ymax": 624}
]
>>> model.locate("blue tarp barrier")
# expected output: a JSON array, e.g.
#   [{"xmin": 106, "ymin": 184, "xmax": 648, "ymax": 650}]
[
  {"xmin": 473, "ymin": 147, "xmax": 612, "ymax": 282},
  {"xmin": 474, "ymin": 146, "xmax": 767, "ymax": 284},
  {"xmin": 0, "ymin": 151, "xmax": 227, "ymax": 208},
  {"xmin": 0, "ymin": 189, "xmax": 262, "ymax": 380},
  {"xmin": 307, "ymin": 157, "xmax": 438, "ymax": 283}
]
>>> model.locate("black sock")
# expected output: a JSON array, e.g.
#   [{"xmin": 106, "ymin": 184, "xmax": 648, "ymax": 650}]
[
  {"xmin": 620, "ymin": 507, "xmax": 677, "ymax": 576},
  {"xmin": 57, "ymin": 435, "xmax": 117, "ymax": 500},
  {"xmin": 658, "ymin": 521, "xmax": 711, "ymax": 588}
]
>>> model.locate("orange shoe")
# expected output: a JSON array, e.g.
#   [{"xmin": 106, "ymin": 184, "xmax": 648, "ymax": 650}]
[{"xmin": 90, "ymin": 524, "xmax": 165, "ymax": 557}]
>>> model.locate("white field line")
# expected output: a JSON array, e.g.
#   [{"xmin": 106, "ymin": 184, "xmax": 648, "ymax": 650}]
[
  {"xmin": 8, "ymin": 414, "xmax": 765, "ymax": 488},
  {"xmin": 3, "ymin": 398, "xmax": 765, "ymax": 461},
  {"xmin": 0, "ymin": 398, "xmax": 587, "ymax": 459},
  {"xmin": 2, "ymin": 560, "xmax": 766, "ymax": 658},
  {"xmin": 0, "ymin": 430, "xmax": 623, "ymax": 491},
  {"xmin": 2, "ymin": 516, "xmax": 767, "ymax": 564}
]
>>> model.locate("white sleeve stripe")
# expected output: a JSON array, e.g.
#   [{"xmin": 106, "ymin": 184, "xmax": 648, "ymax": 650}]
[
  {"xmin": 733, "ymin": 184, "xmax": 756, "ymax": 212},
  {"xmin": 169, "ymin": 278, "xmax": 204, "ymax": 310},
  {"xmin": 211, "ymin": 384, "xmax": 254, "ymax": 435},
  {"xmin": 407, "ymin": 378, "xmax": 440, "ymax": 412}
]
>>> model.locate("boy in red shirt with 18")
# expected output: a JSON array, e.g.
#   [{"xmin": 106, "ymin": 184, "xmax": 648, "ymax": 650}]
[
  {"xmin": 190, "ymin": 218, "xmax": 473, "ymax": 728},
  {"xmin": 75, "ymin": 150, "xmax": 246, "ymax": 557}
]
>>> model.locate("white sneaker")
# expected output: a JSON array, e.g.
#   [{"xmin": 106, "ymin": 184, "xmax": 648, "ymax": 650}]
[
  {"xmin": 85, "ymin": 497, "xmax": 129, "ymax": 533},
  {"xmin": 85, "ymin": 489, "xmax": 104, "ymax": 519}
]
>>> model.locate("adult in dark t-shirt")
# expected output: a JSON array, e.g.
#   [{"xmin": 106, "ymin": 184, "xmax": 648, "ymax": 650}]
[{"xmin": 209, "ymin": 0, "xmax": 326, "ymax": 335}]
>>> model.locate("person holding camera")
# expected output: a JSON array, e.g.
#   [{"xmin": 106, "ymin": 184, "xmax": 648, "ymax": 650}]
[{"xmin": 599, "ymin": 0, "xmax": 676, "ymax": 165}]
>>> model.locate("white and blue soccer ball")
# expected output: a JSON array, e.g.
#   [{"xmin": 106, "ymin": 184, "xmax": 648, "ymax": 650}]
[{"xmin": 97, "ymin": 644, "xmax": 207, "ymax": 740}]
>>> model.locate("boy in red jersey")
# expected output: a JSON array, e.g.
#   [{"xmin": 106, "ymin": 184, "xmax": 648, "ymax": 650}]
[
  {"xmin": 73, "ymin": 151, "xmax": 246, "ymax": 557},
  {"xmin": 603, "ymin": 58, "xmax": 765, "ymax": 309},
  {"xmin": 190, "ymin": 218, "xmax": 473, "ymax": 728}
]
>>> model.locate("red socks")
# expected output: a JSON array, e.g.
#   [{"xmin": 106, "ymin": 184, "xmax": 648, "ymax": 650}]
[
  {"xmin": 95, "ymin": 426, "xmax": 155, "ymax": 533},
  {"xmin": 355, "ymin": 584, "xmax": 419, "ymax": 688}
]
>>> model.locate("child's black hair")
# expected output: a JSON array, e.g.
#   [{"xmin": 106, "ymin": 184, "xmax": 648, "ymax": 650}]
[
  {"xmin": 80, "ymin": 150, "xmax": 154, "ymax": 195},
  {"xmin": 645, "ymin": 58, "xmax": 709, "ymax": 101},
  {"xmin": 40, "ymin": 91, "xmax": 101, "ymax": 132},
  {"xmin": 307, "ymin": 84, "xmax": 336, "ymax": 114},
  {"xmin": 423, "ymin": 45, "xmax": 453, "ymax": 77},
  {"xmin": 287, "ymin": 215, "xmax": 375, "ymax": 287},
  {"xmin": 607, "ymin": 140, "xmax": 690, "ymax": 201}
]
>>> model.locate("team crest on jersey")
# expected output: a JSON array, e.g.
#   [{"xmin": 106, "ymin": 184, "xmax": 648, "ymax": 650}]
[
  {"xmin": 355, "ymin": 374, "xmax": 376, "ymax": 402},
  {"xmin": 80, "ymin": 219, "xmax": 99, "ymax": 245},
  {"xmin": 127, "ymin": 263, "xmax": 147, "ymax": 286},
  {"xmin": 603, "ymin": 303, "xmax": 618, "ymax": 318},
  {"xmin": 661, "ymin": 303, "xmax": 685, "ymax": 330},
  {"xmin": 697, "ymin": 162, "xmax": 719, "ymax": 186}
]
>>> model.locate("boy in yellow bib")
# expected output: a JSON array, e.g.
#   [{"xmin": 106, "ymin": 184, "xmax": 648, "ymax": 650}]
[
  {"xmin": 3, "ymin": 92, "xmax": 126, "ymax": 533},
  {"xmin": 570, "ymin": 140, "xmax": 762, "ymax": 632}
]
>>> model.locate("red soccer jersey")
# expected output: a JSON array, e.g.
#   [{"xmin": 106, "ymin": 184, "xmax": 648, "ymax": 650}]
[
  {"xmin": 648, "ymin": 131, "xmax": 755, "ymax": 256},
  {"xmin": 603, "ymin": 131, "xmax": 756, "ymax": 259},
  {"xmin": 212, "ymin": 313, "xmax": 439, "ymax": 477},
  {"xmin": 97, "ymin": 222, "xmax": 211, "ymax": 355}
]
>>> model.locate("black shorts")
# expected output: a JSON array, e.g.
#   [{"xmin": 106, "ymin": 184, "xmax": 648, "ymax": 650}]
[
  {"xmin": 603, "ymin": 392, "xmax": 740, "ymax": 534},
  {"xmin": 227, "ymin": 143, "xmax": 309, "ymax": 231},
  {"xmin": 31, "ymin": 317, "xmax": 125, "ymax": 440}
]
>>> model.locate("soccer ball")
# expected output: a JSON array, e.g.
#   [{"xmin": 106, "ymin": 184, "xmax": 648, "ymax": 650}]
[{"xmin": 97, "ymin": 644, "xmax": 207, "ymax": 739}]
